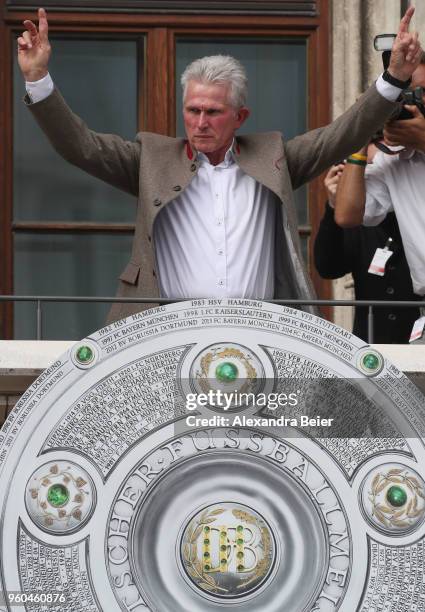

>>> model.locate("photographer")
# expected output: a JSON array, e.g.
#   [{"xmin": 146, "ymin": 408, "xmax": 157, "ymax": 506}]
[
  {"xmin": 314, "ymin": 157, "xmax": 419, "ymax": 343},
  {"xmin": 384, "ymin": 82, "xmax": 425, "ymax": 153},
  {"xmin": 335, "ymin": 55, "xmax": 425, "ymax": 340}
]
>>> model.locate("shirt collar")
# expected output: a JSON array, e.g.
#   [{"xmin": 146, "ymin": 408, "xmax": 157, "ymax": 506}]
[{"xmin": 196, "ymin": 139, "xmax": 236, "ymax": 168}]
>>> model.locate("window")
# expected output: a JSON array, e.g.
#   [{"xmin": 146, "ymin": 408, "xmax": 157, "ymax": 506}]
[
  {"xmin": 12, "ymin": 37, "xmax": 142, "ymax": 339},
  {"xmin": 0, "ymin": 1, "xmax": 330, "ymax": 338}
]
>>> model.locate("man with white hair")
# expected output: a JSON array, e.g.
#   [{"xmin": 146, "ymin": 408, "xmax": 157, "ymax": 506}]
[{"xmin": 18, "ymin": 8, "xmax": 422, "ymax": 323}]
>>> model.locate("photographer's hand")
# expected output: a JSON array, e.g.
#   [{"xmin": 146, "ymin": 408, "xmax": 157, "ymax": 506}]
[
  {"xmin": 389, "ymin": 7, "xmax": 422, "ymax": 82},
  {"xmin": 324, "ymin": 164, "xmax": 345, "ymax": 207},
  {"xmin": 384, "ymin": 106, "xmax": 425, "ymax": 152}
]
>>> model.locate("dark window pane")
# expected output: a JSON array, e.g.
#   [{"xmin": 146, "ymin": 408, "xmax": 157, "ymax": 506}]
[
  {"xmin": 14, "ymin": 232, "xmax": 135, "ymax": 339},
  {"xmin": 13, "ymin": 38, "xmax": 140, "ymax": 223}
]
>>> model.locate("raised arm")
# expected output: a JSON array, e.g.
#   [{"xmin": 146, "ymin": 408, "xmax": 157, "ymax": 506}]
[
  {"xmin": 334, "ymin": 147, "xmax": 367, "ymax": 228},
  {"xmin": 285, "ymin": 6, "xmax": 422, "ymax": 190},
  {"xmin": 314, "ymin": 166, "xmax": 351, "ymax": 278},
  {"xmin": 17, "ymin": 7, "xmax": 50, "ymax": 82},
  {"xmin": 17, "ymin": 8, "xmax": 140, "ymax": 197},
  {"xmin": 387, "ymin": 6, "xmax": 422, "ymax": 82}
]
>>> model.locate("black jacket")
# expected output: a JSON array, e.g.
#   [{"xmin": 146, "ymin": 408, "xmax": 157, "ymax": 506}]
[{"xmin": 314, "ymin": 204, "xmax": 420, "ymax": 343}]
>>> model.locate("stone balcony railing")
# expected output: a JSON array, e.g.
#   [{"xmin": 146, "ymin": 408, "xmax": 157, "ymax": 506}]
[{"xmin": 1, "ymin": 341, "xmax": 425, "ymax": 428}]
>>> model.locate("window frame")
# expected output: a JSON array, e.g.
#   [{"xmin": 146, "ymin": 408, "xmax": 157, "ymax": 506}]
[{"xmin": 0, "ymin": 0, "xmax": 331, "ymax": 338}]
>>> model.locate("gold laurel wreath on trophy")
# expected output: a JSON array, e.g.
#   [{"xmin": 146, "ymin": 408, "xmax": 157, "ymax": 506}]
[
  {"xmin": 232, "ymin": 509, "xmax": 272, "ymax": 590},
  {"xmin": 198, "ymin": 347, "xmax": 257, "ymax": 395},
  {"xmin": 369, "ymin": 468, "xmax": 425, "ymax": 528},
  {"xmin": 182, "ymin": 506, "xmax": 272, "ymax": 596},
  {"xmin": 182, "ymin": 508, "xmax": 227, "ymax": 593}
]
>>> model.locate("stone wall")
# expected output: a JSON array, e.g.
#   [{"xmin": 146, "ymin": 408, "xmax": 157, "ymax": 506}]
[{"xmin": 330, "ymin": 0, "xmax": 424, "ymax": 328}]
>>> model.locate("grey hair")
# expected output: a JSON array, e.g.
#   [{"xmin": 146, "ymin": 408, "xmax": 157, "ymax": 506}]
[{"xmin": 181, "ymin": 55, "xmax": 248, "ymax": 108}]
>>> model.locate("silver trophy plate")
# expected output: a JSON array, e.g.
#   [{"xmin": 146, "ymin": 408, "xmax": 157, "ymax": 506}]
[{"xmin": 1, "ymin": 299, "xmax": 425, "ymax": 611}]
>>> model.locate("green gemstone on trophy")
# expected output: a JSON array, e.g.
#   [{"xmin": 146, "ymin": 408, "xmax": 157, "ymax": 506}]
[
  {"xmin": 237, "ymin": 538, "xmax": 244, "ymax": 545},
  {"xmin": 237, "ymin": 551, "xmax": 244, "ymax": 559},
  {"xmin": 237, "ymin": 525, "xmax": 243, "ymax": 532},
  {"xmin": 47, "ymin": 483, "xmax": 69, "ymax": 507},
  {"xmin": 76, "ymin": 345, "xmax": 94, "ymax": 364},
  {"xmin": 220, "ymin": 530, "xmax": 226, "ymax": 537},
  {"xmin": 203, "ymin": 538, "xmax": 210, "ymax": 545},
  {"xmin": 215, "ymin": 362, "xmax": 238, "ymax": 383},
  {"xmin": 362, "ymin": 353, "xmax": 380, "ymax": 371},
  {"xmin": 386, "ymin": 485, "xmax": 408, "ymax": 507},
  {"xmin": 237, "ymin": 564, "xmax": 244, "ymax": 571},
  {"xmin": 220, "ymin": 544, "xmax": 227, "ymax": 551},
  {"xmin": 204, "ymin": 552, "xmax": 210, "ymax": 558},
  {"xmin": 204, "ymin": 564, "xmax": 210, "ymax": 571},
  {"xmin": 204, "ymin": 526, "xmax": 210, "ymax": 532}
]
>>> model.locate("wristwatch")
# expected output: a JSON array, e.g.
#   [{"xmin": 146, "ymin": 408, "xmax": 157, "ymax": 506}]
[{"xmin": 382, "ymin": 69, "xmax": 412, "ymax": 89}]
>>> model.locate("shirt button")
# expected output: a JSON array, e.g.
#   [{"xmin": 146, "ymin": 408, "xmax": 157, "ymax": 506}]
[
  {"xmin": 218, "ymin": 249, "xmax": 223, "ymax": 255},
  {"xmin": 218, "ymin": 279, "xmax": 224, "ymax": 286},
  {"xmin": 173, "ymin": 185, "xmax": 182, "ymax": 192},
  {"xmin": 153, "ymin": 198, "xmax": 162, "ymax": 206},
  {"xmin": 388, "ymin": 265, "xmax": 396, "ymax": 271},
  {"xmin": 190, "ymin": 163, "xmax": 197, "ymax": 172},
  {"xmin": 388, "ymin": 313, "xmax": 397, "ymax": 321},
  {"xmin": 217, "ymin": 219, "xmax": 223, "ymax": 225},
  {"xmin": 386, "ymin": 287, "xmax": 395, "ymax": 295}
]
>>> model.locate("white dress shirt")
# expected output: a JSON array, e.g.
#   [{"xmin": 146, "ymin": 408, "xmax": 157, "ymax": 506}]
[
  {"xmin": 26, "ymin": 73, "xmax": 402, "ymax": 299},
  {"xmin": 154, "ymin": 146, "xmax": 276, "ymax": 299},
  {"xmin": 363, "ymin": 149, "xmax": 425, "ymax": 295}
]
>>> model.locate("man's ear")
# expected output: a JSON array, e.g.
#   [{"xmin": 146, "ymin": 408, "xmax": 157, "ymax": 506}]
[{"xmin": 235, "ymin": 107, "xmax": 250, "ymax": 128}]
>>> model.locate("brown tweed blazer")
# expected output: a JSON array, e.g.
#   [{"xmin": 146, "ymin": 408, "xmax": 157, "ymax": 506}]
[{"xmin": 27, "ymin": 86, "xmax": 397, "ymax": 323}]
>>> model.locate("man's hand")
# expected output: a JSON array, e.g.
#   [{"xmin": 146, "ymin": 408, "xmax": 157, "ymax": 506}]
[
  {"xmin": 384, "ymin": 106, "xmax": 425, "ymax": 152},
  {"xmin": 17, "ymin": 8, "xmax": 51, "ymax": 82},
  {"xmin": 324, "ymin": 164, "xmax": 345, "ymax": 207},
  {"xmin": 388, "ymin": 6, "xmax": 422, "ymax": 82}
]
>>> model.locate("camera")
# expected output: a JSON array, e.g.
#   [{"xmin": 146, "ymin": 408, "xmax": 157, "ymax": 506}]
[{"xmin": 374, "ymin": 34, "xmax": 425, "ymax": 120}]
